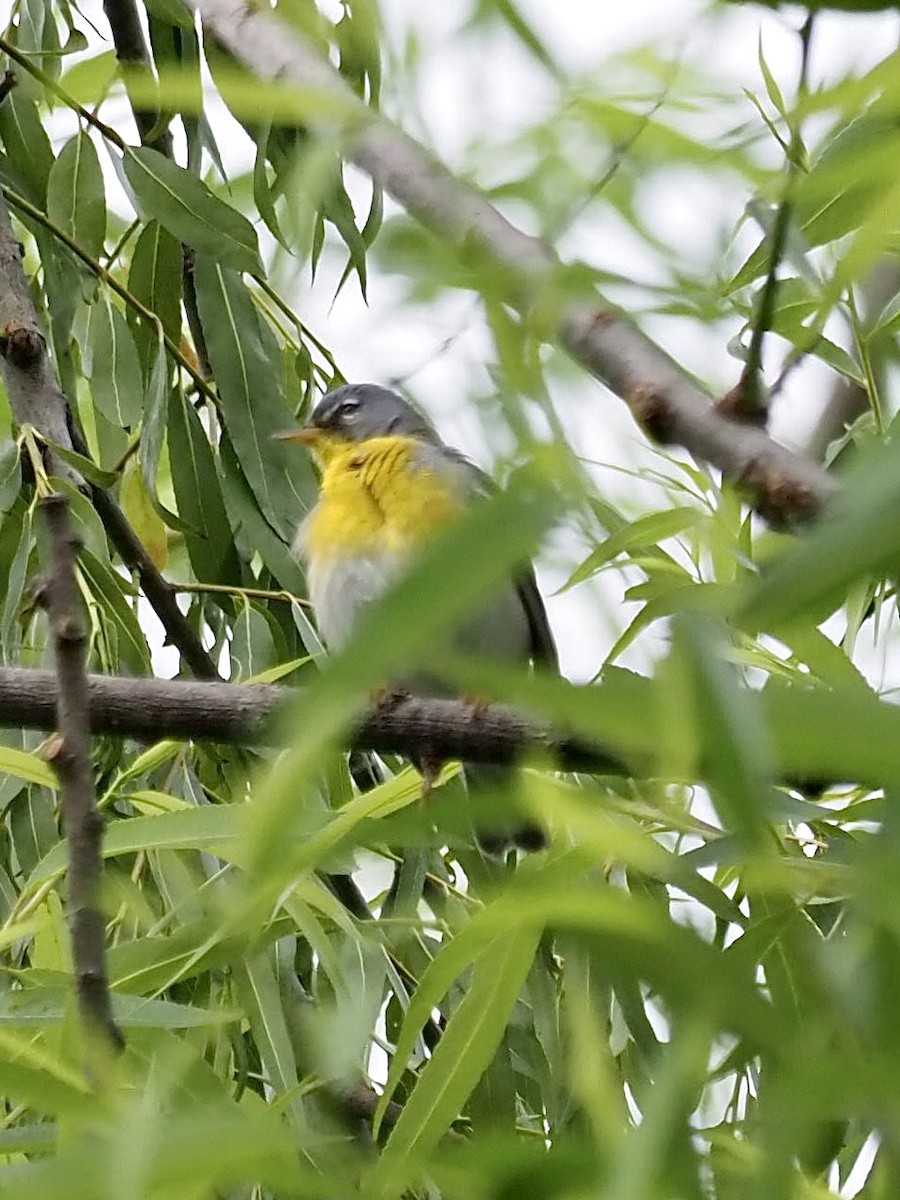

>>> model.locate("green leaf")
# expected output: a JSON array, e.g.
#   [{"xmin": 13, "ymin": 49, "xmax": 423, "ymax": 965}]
[
  {"xmin": 219, "ymin": 435, "xmax": 307, "ymax": 594},
  {"xmin": 143, "ymin": 0, "xmax": 194, "ymax": 28},
  {"xmin": 121, "ymin": 459, "xmax": 168, "ymax": 570},
  {"xmin": 46, "ymin": 131, "xmax": 106, "ymax": 259},
  {"xmin": 0, "ymin": 439, "xmax": 22, "ymax": 512},
  {"xmin": 87, "ymin": 295, "xmax": 144, "ymax": 427},
  {"xmin": 167, "ymin": 390, "xmax": 241, "ymax": 583},
  {"xmin": 192, "ymin": 260, "xmax": 314, "ymax": 539},
  {"xmin": 562, "ymin": 507, "xmax": 700, "ymax": 591},
  {"xmin": 28, "ymin": 805, "xmax": 239, "ymax": 888},
  {"xmin": 0, "ymin": 987, "xmax": 232, "ymax": 1029},
  {"xmin": 368, "ymin": 927, "xmax": 541, "ymax": 1200},
  {"xmin": 139, "ymin": 337, "xmax": 170, "ymax": 498},
  {"xmin": 737, "ymin": 435, "xmax": 900, "ymax": 630},
  {"xmin": 9, "ymin": 790, "xmax": 58, "ymax": 877},
  {"xmin": 127, "ymin": 219, "xmax": 184, "ymax": 371},
  {"xmin": 123, "ymin": 146, "xmax": 262, "ymax": 274},
  {"xmin": 0, "ymin": 91, "xmax": 54, "ymax": 203},
  {"xmin": 233, "ymin": 951, "xmax": 300, "ymax": 1101},
  {"xmin": 78, "ymin": 548, "xmax": 152, "ymax": 673},
  {"xmin": 231, "ymin": 600, "xmax": 276, "ymax": 680},
  {"xmin": 0, "ymin": 746, "xmax": 57, "ymax": 793}
]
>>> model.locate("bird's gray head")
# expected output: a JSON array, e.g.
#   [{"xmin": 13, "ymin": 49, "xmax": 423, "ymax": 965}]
[{"xmin": 307, "ymin": 384, "xmax": 440, "ymax": 445}]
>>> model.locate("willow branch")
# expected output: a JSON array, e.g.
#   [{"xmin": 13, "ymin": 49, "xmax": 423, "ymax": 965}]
[
  {"xmin": 185, "ymin": 0, "xmax": 837, "ymax": 529},
  {"xmin": 39, "ymin": 495, "xmax": 124, "ymax": 1053},
  {"xmin": 731, "ymin": 15, "xmax": 815, "ymax": 421}
]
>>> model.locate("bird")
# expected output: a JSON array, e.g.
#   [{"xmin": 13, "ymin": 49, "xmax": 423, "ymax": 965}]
[{"xmin": 279, "ymin": 382, "xmax": 558, "ymax": 853}]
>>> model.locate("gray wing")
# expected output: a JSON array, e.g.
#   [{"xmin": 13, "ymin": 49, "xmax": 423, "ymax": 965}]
[{"xmin": 413, "ymin": 444, "xmax": 559, "ymax": 672}]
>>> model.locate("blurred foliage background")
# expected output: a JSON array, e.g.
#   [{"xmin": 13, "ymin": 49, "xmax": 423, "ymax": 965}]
[{"xmin": 1, "ymin": 0, "xmax": 900, "ymax": 1196}]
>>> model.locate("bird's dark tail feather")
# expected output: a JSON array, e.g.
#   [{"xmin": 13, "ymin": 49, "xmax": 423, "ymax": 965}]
[{"xmin": 463, "ymin": 762, "xmax": 547, "ymax": 856}]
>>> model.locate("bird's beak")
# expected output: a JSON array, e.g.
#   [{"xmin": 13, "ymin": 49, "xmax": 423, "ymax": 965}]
[{"xmin": 274, "ymin": 426, "xmax": 321, "ymax": 447}]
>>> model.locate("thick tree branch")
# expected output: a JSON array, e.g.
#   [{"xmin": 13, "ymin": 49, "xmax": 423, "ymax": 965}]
[
  {"xmin": 0, "ymin": 666, "xmax": 620, "ymax": 773},
  {"xmin": 186, "ymin": 0, "xmax": 838, "ymax": 529},
  {"xmin": 0, "ymin": 194, "xmax": 79, "ymax": 484},
  {"xmin": 39, "ymin": 495, "xmax": 123, "ymax": 1053}
]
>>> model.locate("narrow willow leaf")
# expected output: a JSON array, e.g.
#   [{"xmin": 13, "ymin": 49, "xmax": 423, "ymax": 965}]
[
  {"xmin": 9, "ymin": 790, "xmax": 59, "ymax": 877},
  {"xmin": 121, "ymin": 460, "xmax": 168, "ymax": 570},
  {"xmin": 167, "ymin": 392, "xmax": 242, "ymax": 582},
  {"xmin": 0, "ymin": 440, "xmax": 22, "ymax": 512},
  {"xmin": 0, "ymin": 746, "xmax": 57, "ymax": 792},
  {"xmin": 29, "ymin": 806, "xmax": 239, "ymax": 891},
  {"xmin": 39, "ymin": 438, "xmax": 119, "ymax": 488},
  {"xmin": 140, "ymin": 338, "xmax": 170, "ymax": 498},
  {"xmin": 78, "ymin": 549, "xmax": 152, "ymax": 674},
  {"xmin": 0, "ymin": 1027, "xmax": 93, "ymax": 1113},
  {"xmin": 0, "ymin": 91, "xmax": 54, "ymax": 203},
  {"xmin": 46, "ymin": 130, "xmax": 106, "ymax": 258},
  {"xmin": 123, "ymin": 146, "xmax": 262, "ymax": 274},
  {"xmin": 668, "ymin": 614, "xmax": 772, "ymax": 843},
  {"xmin": 233, "ymin": 951, "xmax": 300, "ymax": 1101},
  {"xmin": 738, "ymin": 435, "xmax": 900, "ymax": 630},
  {"xmin": 219, "ymin": 436, "xmax": 307, "ymax": 594},
  {"xmin": 193, "ymin": 260, "xmax": 314, "ymax": 539},
  {"xmin": 87, "ymin": 295, "xmax": 144, "ymax": 427},
  {"xmin": 368, "ymin": 927, "xmax": 540, "ymax": 1200},
  {"xmin": 231, "ymin": 600, "xmax": 276, "ymax": 681},
  {"xmin": 31, "ymin": 226, "xmax": 83, "ymax": 399},
  {"xmin": 561, "ymin": 506, "xmax": 699, "ymax": 591},
  {"xmin": 127, "ymin": 219, "xmax": 184, "ymax": 372},
  {"xmin": 0, "ymin": 988, "xmax": 232, "ymax": 1029},
  {"xmin": 143, "ymin": 0, "xmax": 194, "ymax": 28},
  {"xmin": 0, "ymin": 504, "xmax": 33, "ymax": 656}
]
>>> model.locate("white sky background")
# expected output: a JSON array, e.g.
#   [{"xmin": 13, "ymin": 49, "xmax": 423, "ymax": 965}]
[{"xmin": 69, "ymin": 0, "xmax": 900, "ymax": 690}]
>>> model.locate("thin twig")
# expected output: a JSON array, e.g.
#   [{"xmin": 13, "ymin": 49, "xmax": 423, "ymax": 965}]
[
  {"xmin": 730, "ymin": 15, "xmax": 815, "ymax": 421},
  {"xmin": 39, "ymin": 494, "xmax": 124, "ymax": 1053},
  {"xmin": 173, "ymin": 581, "xmax": 312, "ymax": 607}
]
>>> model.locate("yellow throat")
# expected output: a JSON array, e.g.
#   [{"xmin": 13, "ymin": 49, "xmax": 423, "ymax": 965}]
[{"xmin": 300, "ymin": 433, "xmax": 463, "ymax": 559}]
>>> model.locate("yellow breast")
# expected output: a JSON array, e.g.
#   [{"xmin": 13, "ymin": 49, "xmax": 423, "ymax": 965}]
[{"xmin": 302, "ymin": 435, "xmax": 464, "ymax": 561}]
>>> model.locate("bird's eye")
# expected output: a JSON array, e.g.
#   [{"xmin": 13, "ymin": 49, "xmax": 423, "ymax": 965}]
[{"xmin": 339, "ymin": 401, "xmax": 360, "ymax": 421}]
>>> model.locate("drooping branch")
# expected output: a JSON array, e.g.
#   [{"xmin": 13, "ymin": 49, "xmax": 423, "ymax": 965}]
[
  {"xmin": 0, "ymin": 666, "xmax": 621, "ymax": 773},
  {"xmin": 186, "ymin": 0, "xmax": 837, "ymax": 529},
  {"xmin": 39, "ymin": 494, "xmax": 123, "ymax": 1053}
]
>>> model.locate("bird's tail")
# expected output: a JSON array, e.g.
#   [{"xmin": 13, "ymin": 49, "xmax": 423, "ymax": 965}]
[{"xmin": 462, "ymin": 762, "xmax": 547, "ymax": 855}]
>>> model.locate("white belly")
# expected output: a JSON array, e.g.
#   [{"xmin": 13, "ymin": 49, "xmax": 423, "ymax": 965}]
[{"xmin": 306, "ymin": 551, "xmax": 403, "ymax": 649}]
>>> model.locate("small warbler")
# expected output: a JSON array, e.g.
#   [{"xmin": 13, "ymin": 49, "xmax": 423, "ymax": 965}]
[{"xmin": 280, "ymin": 383, "xmax": 558, "ymax": 852}]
